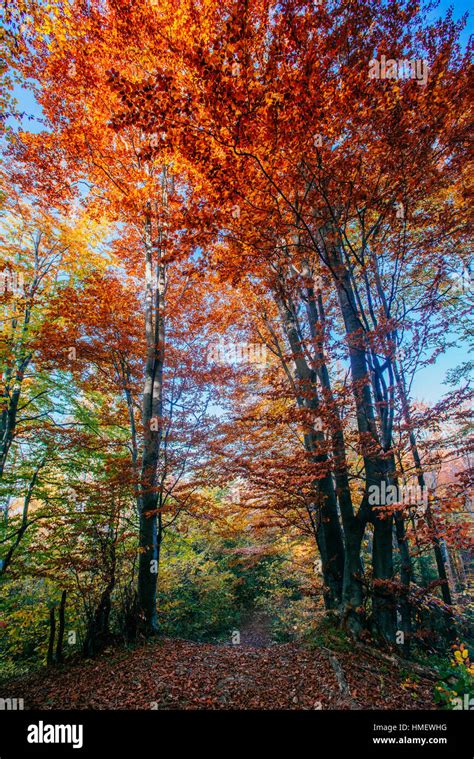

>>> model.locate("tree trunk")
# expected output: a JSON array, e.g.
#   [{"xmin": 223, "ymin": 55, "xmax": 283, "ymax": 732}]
[
  {"xmin": 83, "ymin": 579, "xmax": 115, "ymax": 657},
  {"xmin": 0, "ymin": 457, "xmax": 45, "ymax": 576},
  {"xmin": 137, "ymin": 186, "xmax": 168, "ymax": 634},
  {"xmin": 393, "ymin": 359, "xmax": 454, "ymax": 608},
  {"xmin": 274, "ymin": 286, "xmax": 344, "ymax": 608},
  {"xmin": 47, "ymin": 606, "xmax": 56, "ymax": 666},
  {"xmin": 330, "ymin": 250, "xmax": 396, "ymax": 641},
  {"xmin": 0, "ymin": 364, "xmax": 30, "ymax": 480},
  {"xmin": 55, "ymin": 590, "xmax": 67, "ymax": 664},
  {"xmin": 304, "ymin": 273, "xmax": 366, "ymax": 634}
]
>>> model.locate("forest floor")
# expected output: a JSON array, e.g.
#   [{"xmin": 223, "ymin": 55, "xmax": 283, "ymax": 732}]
[{"xmin": 2, "ymin": 620, "xmax": 439, "ymax": 710}]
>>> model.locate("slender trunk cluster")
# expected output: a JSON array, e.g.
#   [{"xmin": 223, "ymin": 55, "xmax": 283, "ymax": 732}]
[{"xmin": 268, "ymin": 235, "xmax": 455, "ymax": 644}]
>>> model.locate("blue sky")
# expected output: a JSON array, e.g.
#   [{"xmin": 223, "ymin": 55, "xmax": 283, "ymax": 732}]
[
  {"xmin": 6, "ymin": 0, "xmax": 472, "ymax": 404},
  {"xmin": 434, "ymin": 0, "xmax": 472, "ymax": 37}
]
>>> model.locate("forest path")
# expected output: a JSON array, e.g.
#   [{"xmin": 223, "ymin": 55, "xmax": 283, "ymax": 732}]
[
  {"xmin": 2, "ymin": 638, "xmax": 436, "ymax": 710},
  {"xmin": 228, "ymin": 609, "xmax": 274, "ymax": 647}
]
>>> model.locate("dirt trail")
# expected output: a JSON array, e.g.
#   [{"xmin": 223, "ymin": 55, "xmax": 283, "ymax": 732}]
[
  {"xmin": 230, "ymin": 610, "xmax": 273, "ymax": 647},
  {"xmin": 1, "ymin": 636, "xmax": 436, "ymax": 710}
]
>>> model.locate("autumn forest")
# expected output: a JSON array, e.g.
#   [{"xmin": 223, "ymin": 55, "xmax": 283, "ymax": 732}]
[{"xmin": 0, "ymin": 0, "xmax": 473, "ymax": 735}]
